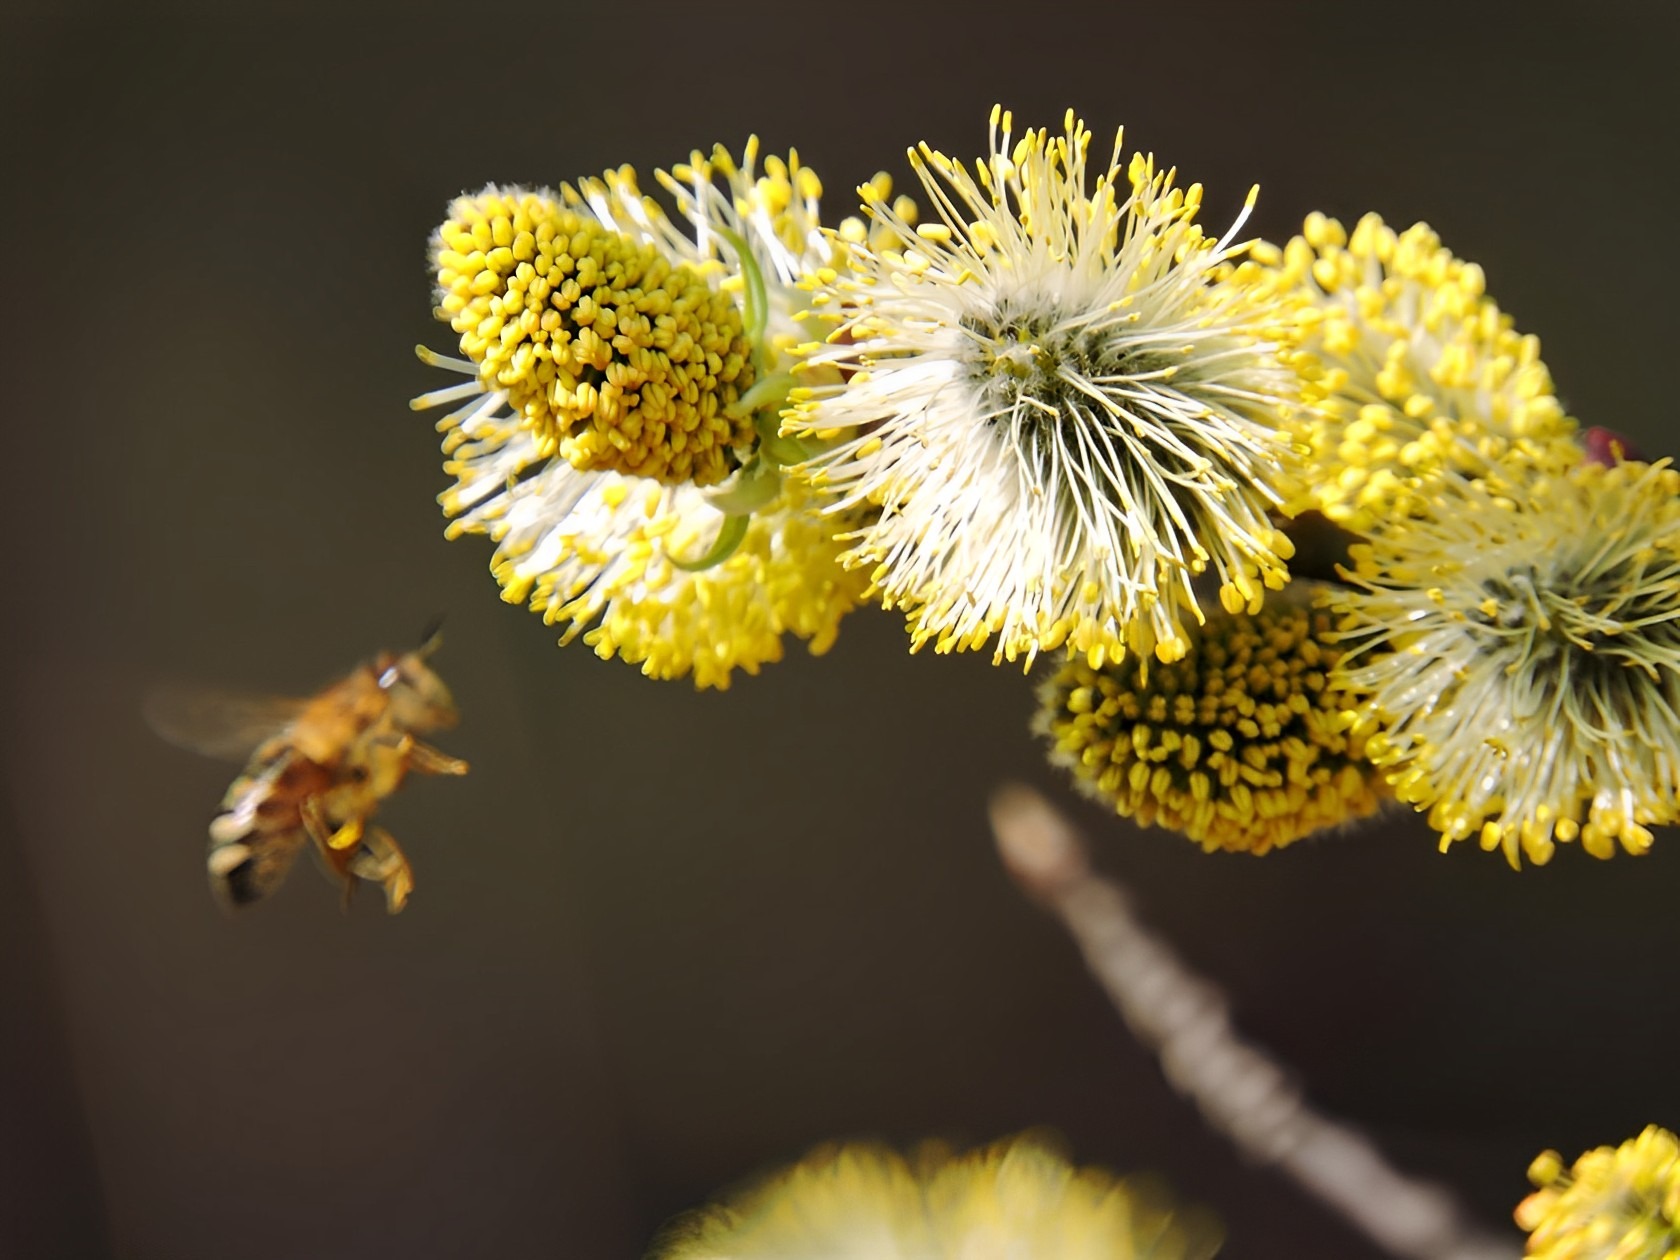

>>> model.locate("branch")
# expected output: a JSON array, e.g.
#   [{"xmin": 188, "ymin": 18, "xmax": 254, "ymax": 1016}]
[{"xmin": 989, "ymin": 784, "xmax": 1521, "ymax": 1260}]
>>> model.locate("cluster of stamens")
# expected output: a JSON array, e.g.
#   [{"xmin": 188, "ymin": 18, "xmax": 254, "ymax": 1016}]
[
  {"xmin": 1037, "ymin": 596, "xmax": 1384, "ymax": 854},
  {"xmin": 433, "ymin": 188, "xmax": 753, "ymax": 485}
]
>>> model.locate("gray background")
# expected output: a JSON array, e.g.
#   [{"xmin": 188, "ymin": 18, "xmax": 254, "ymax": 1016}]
[{"xmin": 4, "ymin": 3, "xmax": 1678, "ymax": 1257}]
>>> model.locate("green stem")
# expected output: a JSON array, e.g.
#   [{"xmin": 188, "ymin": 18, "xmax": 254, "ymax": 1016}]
[
  {"xmin": 718, "ymin": 227, "xmax": 768, "ymax": 348},
  {"xmin": 754, "ymin": 410, "xmax": 813, "ymax": 466},
  {"xmin": 728, "ymin": 370, "xmax": 797, "ymax": 419},
  {"xmin": 705, "ymin": 457, "xmax": 784, "ymax": 516},
  {"xmin": 668, "ymin": 512, "xmax": 750, "ymax": 572}
]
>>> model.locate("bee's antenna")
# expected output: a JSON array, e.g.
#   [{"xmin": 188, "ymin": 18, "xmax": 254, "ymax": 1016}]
[{"xmin": 417, "ymin": 615, "xmax": 446, "ymax": 657}]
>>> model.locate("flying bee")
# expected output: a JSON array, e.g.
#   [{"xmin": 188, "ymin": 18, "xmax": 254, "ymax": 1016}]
[{"xmin": 147, "ymin": 629, "xmax": 469, "ymax": 913}]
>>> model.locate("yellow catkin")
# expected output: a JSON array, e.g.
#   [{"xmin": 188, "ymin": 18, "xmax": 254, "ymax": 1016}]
[
  {"xmin": 654, "ymin": 1133, "xmax": 1221, "ymax": 1260},
  {"xmin": 1517, "ymin": 1126, "xmax": 1680, "ymax": 1260},
  {"xmin": 1332, "ymin": 460, "xmax": 1680, "ymax": 866},
  {"xmin": 1263, "ymin": 211, "xmax": 1581, "ymax": 529},
  {"xmin": 787, "ymin": 109, "xmax": 1308, "ymax": 671},
  {"xmin": 433, "ymin": 187, "xmax": 753, "ymax": 485},
  {"xmin": 415, "ymin": 147, "xmax": 879, "ymax": 689},
  {"xmin": 1035, "ymin": 596, "xmax": 1385, "ymax": 854}
]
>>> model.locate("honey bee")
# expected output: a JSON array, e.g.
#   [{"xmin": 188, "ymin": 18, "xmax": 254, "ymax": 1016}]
[{"xmin": 147, "ymin": 629, "xmax": 469, "ymax": 913}]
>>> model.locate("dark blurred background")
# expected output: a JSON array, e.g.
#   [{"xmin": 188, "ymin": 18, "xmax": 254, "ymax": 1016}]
[{"xmin": 4, "ymin": 3, "xmax": 1678, "ymax": 1257}]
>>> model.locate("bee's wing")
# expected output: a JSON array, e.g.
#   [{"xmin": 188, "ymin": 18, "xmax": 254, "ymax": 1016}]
[{"xmin": 144, "ymin": 685, "xmax": 307, "ymax": 762}]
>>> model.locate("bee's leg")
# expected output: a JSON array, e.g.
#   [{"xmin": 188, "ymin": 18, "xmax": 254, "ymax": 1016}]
[
  {"xmin": 326, "ymin": 816, "xmax": 364, "ymax": 852},
  {"xmin": 299, "ymin": 796, "xmax": 333, "ymax": 851},
  {"xmin": 300, "ymin": 796, "xmax": 357, "ymax": 907},
  {"xmin": 347, "ymin": 826, "xmax": 414, "ymax": 914},
  {"xmin": 403, "ymin": 737, "xmax": 470, "ymax": 777},
  {"xmin": 357, "ymin": 736, "xmax": 413, "ymax": 799}
]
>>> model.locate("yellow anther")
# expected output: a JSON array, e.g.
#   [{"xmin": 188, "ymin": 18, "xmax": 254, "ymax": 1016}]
[
  {"xmin": 433, "ymin": 188, "xmax": 753, "ymax": 485},
  {"xmin": 1035, "ymin": 597, "xmax": 1385, "ymax": 854}
]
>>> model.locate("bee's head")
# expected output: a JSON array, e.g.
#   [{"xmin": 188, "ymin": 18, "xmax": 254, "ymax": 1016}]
[{"xmin": 376, "ymin": 622, "xmax": 459, "ymax": 732}]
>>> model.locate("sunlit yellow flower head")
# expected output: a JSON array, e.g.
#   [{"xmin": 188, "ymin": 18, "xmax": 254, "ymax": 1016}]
[
  {"xmin": 789, "ymin": 107, "xmax": 1306, "ymax": 669},
  {"xmin": 1517, "ymin": 1126, "xmax": 1680, "ymax": 1260},
  {"xmin": 1268, "ymin": 212, "xmax": 1579, "ymax": 529},
  {"xmin": 430, "ymin": 187, "xmax": 752, "ymax": 485},
  {"xmin": 1035, "ymin": 591, "xmax": 1385, "ymax": 854},
  {"xmin": 414, "ymin": 144, "xmax": 869, "ymax": 688},
  {"xmin": 1332, "ymin": 460, "xmax": 1680, "ymax": 865},
  {"xmin": 655, "ymin": 1133, "xmax": 1221, "ymax": 1260}
]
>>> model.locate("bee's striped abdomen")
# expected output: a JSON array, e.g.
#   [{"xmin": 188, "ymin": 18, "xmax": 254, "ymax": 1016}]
[{"xmin": 207, "ymin": 746, "xmax": 331, "ymax": 908}]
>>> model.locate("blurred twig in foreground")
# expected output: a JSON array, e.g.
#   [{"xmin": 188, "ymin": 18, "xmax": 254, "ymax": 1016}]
[{"xmin": 989, "ymin": 784, "xmax": 1521, "ymax": 1260}]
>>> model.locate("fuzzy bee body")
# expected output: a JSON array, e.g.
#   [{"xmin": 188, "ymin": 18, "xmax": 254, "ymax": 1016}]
[
  {"xmin": 207, "ymin": 744, "xmax": 330, "ymax": 907},
  {"xmin": 152, "ymin": 634, "xmax": 468, "ymax": 913}
]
